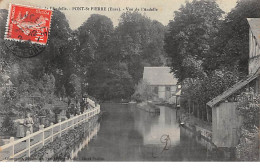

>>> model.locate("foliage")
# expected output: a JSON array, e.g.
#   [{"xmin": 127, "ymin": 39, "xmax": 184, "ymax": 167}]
[
  {"xmin": 27, "ymin": 119, "xmax": 98, "ymax": 161},
  {"xmin": 76, "ymin": 12, "xmax": 166, "ymax": 101},
  {"xmin": 181, "ymin": 68, "xmax": 239, "ymax": 120},
  {"xmin": 53, "ymin": 107, "xmax": 62, "ymax": 114},
  {"xmin": 237, "ymin": 88, "xmax": 259, "ymax": 130},
  {"xmin": 208, "ymin": 0, "xmax": 260, "ymax": 75},
  {"xmin": 132, "ymin": 79, "xmax": 153, "ymax": 102},
  {"xmin": 1, "ymin": 115, "xmax": 15, "ymax": 135},
  {"xmin": 164, "ymin": 0, "xmax": 224, "ymax": 81},
  {"xmin": 235, "ymin": 126, "xmax": 259, "ymax": 161},
  {"xmin": 116, "ymin": 12, "xmax": 166, "ymax": 83},
  {"xmin": 236, "ymin": 88, "xmax": 259, "ymax": 161},
  {"xmin": 68, "ymin": 74, "xmax": 81, "ymax": 98}
]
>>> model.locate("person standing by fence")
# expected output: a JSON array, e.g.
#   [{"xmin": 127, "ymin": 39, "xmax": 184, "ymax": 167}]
[
  {"xmin": 24, "ymin": 113, "xmax": 34, "ymax": 134},
  {"xmin": 15, "ymin": 118, "xmax": 25, "ymax": 138}
]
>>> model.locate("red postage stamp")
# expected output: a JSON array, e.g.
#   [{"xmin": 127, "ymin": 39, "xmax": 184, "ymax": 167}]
[{"xmin": 4, "ymin": 4, "xmax": 52, "ymax": 45}]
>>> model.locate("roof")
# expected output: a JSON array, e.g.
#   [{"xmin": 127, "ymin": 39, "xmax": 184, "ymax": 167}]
[
  {"xmin": 143, "ymin": 67, "xmax": 178, "ymax": 85},
  {"xmin": 247, "ymin": 18, "xmax": 260, "ymax": 46},
  {"xmin": 207, "ymin": 67, "xmax": 260, "ymax": 107}
]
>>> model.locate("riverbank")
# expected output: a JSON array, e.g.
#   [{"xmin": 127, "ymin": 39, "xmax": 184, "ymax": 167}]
[
  {"xmin": 18, "ymin": 116, "xmax": 99, "ymax": 161},
  {"xmin": 136, "ymin": 101, "xmax": 160, "ymax": 113},
  {"xmin": 179, "ymin": 108, "xmax": 212, "ymax": 131}
]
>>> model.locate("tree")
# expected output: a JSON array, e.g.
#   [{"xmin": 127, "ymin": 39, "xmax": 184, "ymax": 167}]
[
  {"xmin": 181, "ymin": 68, "xmax": 239, "ymax": 120},
  {"xmin": 164, "ymin": 0, "xmax": 224, "ymax": 81},
  {"xmin": 116, "ymin": 12, "xmax": 166, "ymax": 84},
  {"xmin": 132, "ymin": 79, "xmax": 153, "ymax": 102},
  {"xmin": 208, "ymin": 0, "xmax": 260, "ymax": 75},
  {"xmin": 68, "ymin": 74, "xmax": 81, "ymax": 98}
]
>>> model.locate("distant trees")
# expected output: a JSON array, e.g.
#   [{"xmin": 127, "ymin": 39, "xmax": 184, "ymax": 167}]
[
  {"xmin": 116, "ymin": 12, "xmax": 166, "ymax": 83},
  {"xmin": 76, "ymin": 12, "xmax": 166, "ymax": 100}
]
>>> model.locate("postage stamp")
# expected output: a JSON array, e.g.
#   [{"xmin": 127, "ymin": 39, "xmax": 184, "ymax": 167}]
[{"xmin": 4, "ymin": 4, "xmax": 52, "ymax": 45}]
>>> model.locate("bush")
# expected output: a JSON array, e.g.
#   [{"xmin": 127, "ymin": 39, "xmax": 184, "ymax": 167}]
[
  {"xmin": 1, "ymin": 115, "xmax": 15, "ymax": 136},
  {"xmin": 236, "ymin": 88, "xmax": 259, "ymax": 161},
  {"xmin": 132, "ymin": 79, "xmax": 153, "ymax": 102}
]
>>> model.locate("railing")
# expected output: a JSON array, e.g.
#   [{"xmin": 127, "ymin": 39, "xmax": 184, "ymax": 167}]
[
  {"xmin": 70, "ymin": 122, "xmax": 100, "ymax": 159},
  {"xmin": 0, "ymin": 99, "xmax": 100, "ymax": 162},
  {"xmin": 87, "ymin": 98, "xmax": 96, "ymax": 108}
]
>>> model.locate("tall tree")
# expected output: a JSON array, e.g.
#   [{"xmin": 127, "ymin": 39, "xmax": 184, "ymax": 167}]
[
  {"xmin": 116, "ymin": 12, "xmax": 166, "ymax": 83},
  {"xmin": 208, "ymin": 0, "xmax": 260, "ymax": 75},
  {"xmin": 164, "ymin": 0, "xmax": 224, "ymax": 81}
]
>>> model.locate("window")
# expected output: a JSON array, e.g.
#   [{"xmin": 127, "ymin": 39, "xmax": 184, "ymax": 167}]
[{"xmin": 166, "ymin": 86, "xmax": 170, "ymax": 91}]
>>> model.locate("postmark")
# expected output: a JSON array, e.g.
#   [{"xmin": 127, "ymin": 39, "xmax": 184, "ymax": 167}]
[
  {"xmin": 3, "ymin": 4, "xmax": 52, "ymax": 58},
  {"xmin": 5, "ymin": 4, "xmax": 52, "ymax": 45},
  {"xmin": 4, "ymin": 39, "xmax": 46, "ymax": 58}
]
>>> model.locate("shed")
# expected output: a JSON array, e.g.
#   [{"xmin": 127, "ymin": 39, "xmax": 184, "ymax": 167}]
[
  {"xmin": 207, "ymin": 68, "xmax": 259, "ymax": 147},
  {"xmin": 206, "ymin": 18, "xmax": 260, "ymax": 148}
]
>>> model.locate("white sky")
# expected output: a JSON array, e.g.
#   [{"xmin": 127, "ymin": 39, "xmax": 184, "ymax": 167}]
[{"xmin": 0, "ymin": 0, "xmax": 238, "ymax": 30}]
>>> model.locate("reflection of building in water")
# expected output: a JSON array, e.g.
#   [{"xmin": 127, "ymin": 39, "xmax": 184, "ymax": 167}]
[
  {"xmin": 161, "ymin": 106, "xmax": 176, "ymax": 126},
  {"xmin": 134, "ymin": 106, "xmax": 180, "ymax": 146}
]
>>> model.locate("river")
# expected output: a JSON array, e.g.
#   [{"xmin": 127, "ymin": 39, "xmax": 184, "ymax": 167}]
[{"xmin": 76, "ymin": 103, "xmax": 210, "ymax": 161}]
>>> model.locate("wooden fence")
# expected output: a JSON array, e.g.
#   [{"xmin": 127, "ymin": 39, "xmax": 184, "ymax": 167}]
[{"xmin": 0, "ymin": 99, "xmax": 100, "ymax": 162}]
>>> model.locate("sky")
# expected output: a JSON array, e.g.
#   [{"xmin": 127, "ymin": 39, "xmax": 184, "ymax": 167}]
[{"xmin": 0, "ymin": 0, "xmax": 238, "ymax": 30}]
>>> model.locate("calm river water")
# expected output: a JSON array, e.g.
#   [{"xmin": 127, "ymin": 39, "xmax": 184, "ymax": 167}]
[{"xmin": 76, "ymin": 103, "xmax": 210, "ymax": 161}]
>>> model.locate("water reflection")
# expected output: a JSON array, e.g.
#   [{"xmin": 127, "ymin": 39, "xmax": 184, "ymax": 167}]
[
  {"xmin": 133, "ymin": 106, "xmax": 180, "ymax": 146},
  {"xmin": 77, "ymin": 103, "xmax": 209, "ymax": 161}
]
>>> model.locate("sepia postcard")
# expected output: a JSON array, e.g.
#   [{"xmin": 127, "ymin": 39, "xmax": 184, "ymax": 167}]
[{"xmin": 0, "ymin": 0, "xmax": 259, "ymax": 163}]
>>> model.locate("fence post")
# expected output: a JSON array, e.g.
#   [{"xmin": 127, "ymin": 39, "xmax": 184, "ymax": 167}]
[
  {"xmin": 39, "ymin": 125, "xmax": 45, "ymax": 146},
  {"xmin": 26, "ymin": 131, "xmax": 30, "ymax": 158},
  {"xmin": 75, "ymin": 114, "xmax": 77, "ymax": 127},
  {"xmin": 72, "ymin": 116, "xmax": 74, "ymax": 129},
  {"xmin": 10, "ymin": 137, "xmax": 14, "ymax": 160},
  {"xmin": 50, "ymin": 123, "xmax": 54, "ymax": 142},
  {"xmin": 59, "ymin": 120, "xmax": 61, "ymax": 137},
  {"xmin": 66, "ymin": 119, "xmax": 69, "ymax": 133}
]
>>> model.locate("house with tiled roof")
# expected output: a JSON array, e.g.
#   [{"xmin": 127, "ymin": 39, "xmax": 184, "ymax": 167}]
[
  {"xmin": 143, "ymin": 67, "xmax": 179, "ymax": 102},
  {"xmin": 206, "ymin": 18, "xmax": 260, "ymax": 148}
]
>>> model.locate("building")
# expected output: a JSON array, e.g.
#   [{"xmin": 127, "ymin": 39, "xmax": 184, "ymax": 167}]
[
  {"xmin": 206, "ymin": 18, "xmax": 260, "ymax": 148},
  {"xmin": 142, "ymin": 67, "xmax": 178, "ymax": 102}
]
